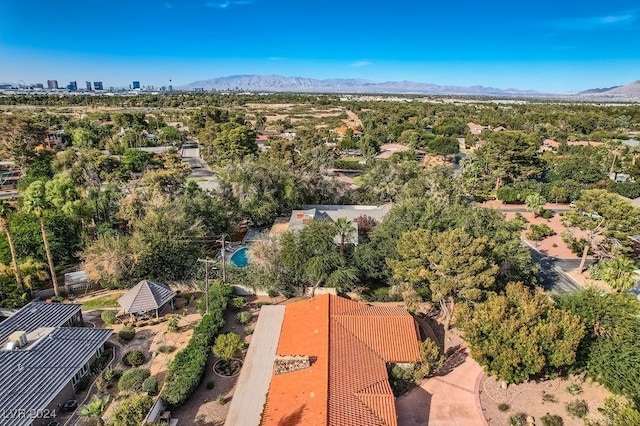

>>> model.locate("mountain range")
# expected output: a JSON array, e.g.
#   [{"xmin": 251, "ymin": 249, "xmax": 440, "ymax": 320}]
[{"xmin": 178, "ymin": 75, "xmax": 542, "ymax": 96}]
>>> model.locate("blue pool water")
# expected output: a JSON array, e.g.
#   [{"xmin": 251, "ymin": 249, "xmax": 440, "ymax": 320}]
[{"xmin": 229, "ymin": 247, "xmax": 249, "ymax": 267}]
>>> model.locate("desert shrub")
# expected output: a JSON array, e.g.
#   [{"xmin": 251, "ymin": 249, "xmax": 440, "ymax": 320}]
[
  {"xmin": 542, "ymin": 392, "xmax": 558, "ymax": 403},
  {"xmin": 161, "ymin": 283, "xmax": 232, "ymax": 406},
  {"xmin": 236, "ymin": 311, "xmax": 251, "ymax": 324},
  {"xmin": 158, "ymin": 345, "xmax": 176, "ymax": 353},
  {"xmin": 230, "ymin": 297, "xmax": 247, "ymax": 310},
  {"xmin": 566, "ymin": 399, "xmax": 588, "ymax": 418},
  {"xmin": 213, "ymin": 333, "xmax": 245, "ymax": 361},
  {"xmin": 244, "ymin": 325, "xmax": 254, "ymax": 335},
  {"xmin": 110, "ymin": 393, "xmax": 153, "ymax": 426},
  {"xmin": 541, "ymin": 209, "xmax": 554, "ymax": 219},
  {"xmin": 511, "ymin": 212, "xmax": 528, "ymax": 230},
  {"xmin": 142, "ymin": 376, "xmax": 158, "ymax": 395},
  {"xmin": 527, "ymin": 224, "xmax": 556, "ymax": 241},
  {"xmin": 509, "ymin": 413, "xmax": 528, "ymax": 426},
  {"xmin": 566, "ymin": 383, "xmax": 582, "ymax": 395},
  {"xmin": 167, "ymin": 314, "xmax": 179, "ymax": 332},
  {"xmin": 118, "ymin": 368, "xmax": 151, "ymax": 392},
  {"xmin": 217, "ymin": 395, "xmax": 227, "ymax": 405},
  {"xmin": 101, "ymin": 310, "xmax": 116, "ymax": 326},
  {"xmin": 119, "ymin": 327, "xmax": 136, "ymax": 341},
  {"xmin": 541, "ymin": 414, "xmax": 564, "ymax": 426},
  {"xmin": 498, "ymin": 403, "xmax": 510, "ymax": 412},
  {"xmin": 267, "ymin": 289, "xmax": 279, "ymax": 298},
  {"xmin": 103, "ymin": 367, "xmax": 120, "ymax": 382},
  {"xmin": 123, "ymin": 350, "xmax": 146, "ymax": 367}
]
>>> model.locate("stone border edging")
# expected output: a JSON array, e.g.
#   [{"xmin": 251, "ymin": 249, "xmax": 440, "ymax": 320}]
[{"xmin": 474, "ymin": 371, "xmax": 490, "ymax": 426}]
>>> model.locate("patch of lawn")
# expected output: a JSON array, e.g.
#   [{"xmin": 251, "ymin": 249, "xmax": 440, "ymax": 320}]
[{"xmin": 82, "ymin": 294, "xmax": 123, "ymax": 310}]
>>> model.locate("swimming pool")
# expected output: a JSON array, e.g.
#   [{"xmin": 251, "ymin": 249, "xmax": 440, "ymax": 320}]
[{"xmin": 229, "ymin": 247, "xmax": 249, "ymax": 268}]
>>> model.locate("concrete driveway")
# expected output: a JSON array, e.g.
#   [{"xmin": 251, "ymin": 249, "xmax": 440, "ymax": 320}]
[{"xmin": 396, "ymin": 348, "xmax": 487, "ymax": 426}]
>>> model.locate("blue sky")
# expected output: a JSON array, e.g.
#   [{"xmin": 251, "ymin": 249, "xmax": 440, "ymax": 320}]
[{"xmin": 1, "ymin": 0, "xmax": 639, "ymax": 92}]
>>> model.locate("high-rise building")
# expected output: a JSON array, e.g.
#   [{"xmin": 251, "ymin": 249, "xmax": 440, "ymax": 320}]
[
  {"xmin": 85, "ymin": 81, "xmax": 92, "ymax": 91},
  {"xmin": 132, "ymin": 81, "xmax": 140, "ymax": 89},
  {"xmin": 67, "ymin": 81, "xmax": 77, "ymax": 91},
  {"xmin": 47, "ymin": 80, "xmax": 59, "ymax": 89},
  {"xmin": 93, "ymin": 81, "xmax": 103, "ymax": 91},
  {"xmin": 34, "ymin": 83, "xmax": 44, "ymax": 89}
]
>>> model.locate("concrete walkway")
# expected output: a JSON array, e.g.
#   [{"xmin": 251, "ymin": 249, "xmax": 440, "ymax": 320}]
[
  {"xmin": 396, "ymin": 350, "xmax": 487, "ymax": 426},
  {"xmin": 224, "ymin": 305, "xmax": 285, "ymax": 426}
]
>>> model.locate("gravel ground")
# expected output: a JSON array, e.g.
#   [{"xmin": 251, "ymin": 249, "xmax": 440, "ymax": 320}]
[{"xmin": 480, "ymin": 376, "xmax": 611, "ymax": 426}]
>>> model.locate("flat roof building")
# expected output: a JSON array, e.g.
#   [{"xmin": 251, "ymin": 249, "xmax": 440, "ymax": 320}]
[{"xmin": 0, "ymin": 302, "xmax": 112, "ymax": 426}]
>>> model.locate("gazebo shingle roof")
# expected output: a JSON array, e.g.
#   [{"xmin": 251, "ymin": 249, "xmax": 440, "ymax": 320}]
[{"xmin": 118, "ymin": 280, "xmax": 175, "ymax": 315}]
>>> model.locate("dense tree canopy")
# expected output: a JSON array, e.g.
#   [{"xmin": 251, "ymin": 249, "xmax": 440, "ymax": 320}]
[{"xmin": 456, "ymin": 282, "xmax": 585, "ymax": 384}]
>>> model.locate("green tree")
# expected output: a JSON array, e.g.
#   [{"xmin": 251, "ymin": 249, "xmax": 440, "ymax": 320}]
[
  {"xmin": 428, "ymin": 136, "xmax": 459, "ymax": 158},
  {"xmin": 590, "ymin": 257, "xmax": 637, "ymax": 292},
  {"xmin": 565, "ymin": 189, "xmax": 640, "ymax": 271},
  {"xmin": 598, "ymin": 396, "xmax": 640, "ymax": 425},
  {"xmin": 280, "ymin": 220, "xmax": 358, "ymax": 294},
  {"xmin": 388, "ymin": 228, "xmax": 499, "ymax": 328},
  {"xmin": 334, "ymin": 217, "xmax": 355, "ymax": 257},
  {"xmin": 22, "ymin": 180, "xmax": 60, "ymax": 296},
  {"xmin": 456, "ymin": 282, "xmax": 585, "ymax": 384},
  {"xmin": 122, "ymin": 148, "xmax": 151, "ymax": 173},
  {"xmin": 525, "ymin": 192, "xmax": 546, "ymax": 217},
  {"xmin": 0, "ymin": 201, "xmax": 22, "ymax": 291},
  {"xmin": 0, "ymin": 115, "xmax": 47, "ymax": 168},
  {"xmin": 556, "ymin": 289, "xmax": 640, "ymax": 405}
]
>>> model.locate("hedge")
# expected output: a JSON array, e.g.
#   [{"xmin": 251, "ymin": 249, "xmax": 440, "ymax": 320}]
[{"xmin": 160, "ymin": 284, "xmax": 232, "ymax": 406}]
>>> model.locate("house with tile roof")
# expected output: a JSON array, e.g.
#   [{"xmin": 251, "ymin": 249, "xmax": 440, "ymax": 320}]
[{"xmin": 225, "ymin": 294, "xmax": 422, "ymax": 426}]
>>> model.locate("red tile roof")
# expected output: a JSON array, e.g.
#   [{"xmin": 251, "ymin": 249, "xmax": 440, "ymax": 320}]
[{"xmin": 261, "ymin": 294, "xmax": 421, "ymax": 426}]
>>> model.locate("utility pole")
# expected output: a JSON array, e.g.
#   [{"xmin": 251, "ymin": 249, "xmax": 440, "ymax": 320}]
[
  {"xmin": 217, "ymin": 234, "xmax": 228, "ymax": 284},
  {"xmin": 197, "ymin": 257, "xmax": 217, "ymax": 314}
]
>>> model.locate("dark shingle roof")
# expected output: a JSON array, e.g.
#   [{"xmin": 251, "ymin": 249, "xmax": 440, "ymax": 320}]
[
  {"xmin": 118, "ymin": 280, "xmax": 176, "ymax": 314},
  {"xmin": 0, "ymin": 302, "xmax": 82, "ymax": 344},
  {"xmin": 0, "ymin": 327, "xmax": 112, "ymax": 426}
]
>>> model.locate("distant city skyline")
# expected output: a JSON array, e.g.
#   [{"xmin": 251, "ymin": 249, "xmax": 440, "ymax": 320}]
[{"xmin": 1, "ymin": 0, "xmax": 639, "ymax": 93}]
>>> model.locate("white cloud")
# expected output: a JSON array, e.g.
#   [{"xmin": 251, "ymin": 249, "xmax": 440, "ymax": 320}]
[
  {"xmin": 350, "ymin": 61, "xmax": 372, "ymax": 67},
  {"xmin": 551, "ymin": 10, "xmax": 636, "ymax": 30},
  {"xmin": 204, "ymin": 0, "xmax": 253, "ymax": 8}
]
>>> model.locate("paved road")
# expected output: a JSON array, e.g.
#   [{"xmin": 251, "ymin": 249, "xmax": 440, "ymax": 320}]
[{"xmin": 529, "ymin": 248, "xmax": 593, "ymax": 294}]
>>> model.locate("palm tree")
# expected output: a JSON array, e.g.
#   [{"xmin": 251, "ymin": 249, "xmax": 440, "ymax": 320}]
[
  {"xmin": 0, "ymin": 201, "xmax": 22, "ymax": 291},
  {"xmin": 79, "ymin": 395, "xmax": 109, "ymax": 426},
  {"xmin": 334, "ymin": 217, "xmax": 355, "ymax": 257},
  {"xmin": 18, "ymin": 257, "xmax": 49, "ymax": 295},
  {"xmin": 525, "ymin": 192, "xmax": 546, "ymax": 217},
  {"xmin": 0, "ymin": 258, "xmax": 48, "ymax": 295},
  {"xmin": 22, "ymin": 181, "xmax": 60, "ymax": 297},
  {"xmin": 598, "ymin": 257, "xmax": 637, "ymax": 292}
]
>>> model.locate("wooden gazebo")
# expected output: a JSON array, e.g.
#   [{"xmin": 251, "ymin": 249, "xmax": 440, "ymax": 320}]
[{"xmin": 118, "ymin": 280, "xmax": 176, "ymax": 320}]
